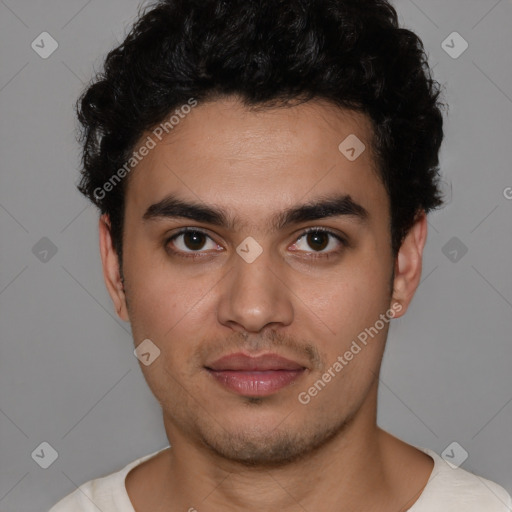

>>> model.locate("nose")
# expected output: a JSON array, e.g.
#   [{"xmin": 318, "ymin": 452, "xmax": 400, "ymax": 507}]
[{"xmin": 216, "ymin": 247, "xmax": 294, "ymax": 334}]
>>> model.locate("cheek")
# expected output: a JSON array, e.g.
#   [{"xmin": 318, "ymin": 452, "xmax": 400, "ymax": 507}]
[
  {"xmin": 123, "ymin": 241, "xmax": 196, "ymax": 335},
  {"xmin": 128, "ymin": 280, "xmax": 196, "ymax": 347},
  {"xmin": 125, "ymin": 265, "xmax": 214, "ymax": 372},
  {"xmin": 298, "ymin": 262, "xmax": 391, "ymax": 335},
  {"xmin": 126, "ymin": 278, "xmax": 174, "ymax": 340},
  {"xmin": 128, "ymin": 282, "xmax": 207, "ymax": 407},
  {"xmin": 294, "ymin": 260, "xmax": 393, "ymax": 385}
]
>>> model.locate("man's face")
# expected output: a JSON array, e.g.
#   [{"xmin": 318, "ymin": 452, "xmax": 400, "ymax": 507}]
[{"xmin": 109, "ymin": 97, "xmax": 404, "ymax": 466}]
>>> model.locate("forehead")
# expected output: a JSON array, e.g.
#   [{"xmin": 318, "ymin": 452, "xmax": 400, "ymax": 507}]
[{"xmin": 124, "ymin": 97, "xmax": 388, "ymax": 230}]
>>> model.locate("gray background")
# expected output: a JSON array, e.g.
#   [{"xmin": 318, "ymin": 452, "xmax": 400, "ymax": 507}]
[{"xmin": 0, "ymin": 0, "xmax": 511, "ymax": 510}]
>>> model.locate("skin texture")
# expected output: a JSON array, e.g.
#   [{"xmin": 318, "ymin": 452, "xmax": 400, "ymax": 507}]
[{"xmin": 99, "ymin": 97, "xmax": 433, "ymax": 511}]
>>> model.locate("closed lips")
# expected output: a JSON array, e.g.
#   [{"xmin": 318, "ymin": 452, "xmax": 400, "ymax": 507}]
[{"xmin": 205, "ymin": 353, "xmax": 306, "ymax": 371}]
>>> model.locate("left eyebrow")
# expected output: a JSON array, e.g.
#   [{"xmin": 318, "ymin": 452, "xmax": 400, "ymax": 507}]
[{"xmin": 142, "ymin": 192, "xmax": 369, "ymax": 232}]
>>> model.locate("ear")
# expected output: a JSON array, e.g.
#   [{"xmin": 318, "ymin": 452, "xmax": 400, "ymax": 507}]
[
  {"xmin": 391, "ymin": 210, "xmax": 428, "ymax": 318},
  {"xmin": 98, "ymin": 214, "xmax": 129, "ymax": 322}
]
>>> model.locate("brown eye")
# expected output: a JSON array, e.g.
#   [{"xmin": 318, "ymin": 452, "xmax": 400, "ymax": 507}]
[
  {"xmin": 165, "ymin": 228, "xmax": 220, "ymax": 258},
  {"xmin": 181, "ymin": 231, "xmax": 207, "ymax": 251},
  {"xmin": 290, "ymin": 228, "xmax": 347, "ymax": 258},
  {"xmin": 305, "ymin": 231, "xmax": 329, "ymax": 251}
]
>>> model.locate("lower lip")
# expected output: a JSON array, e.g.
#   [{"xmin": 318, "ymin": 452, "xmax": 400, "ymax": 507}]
[{"xmin": 207, "ymin": 369, "xmax": 305, "ymax": 397}]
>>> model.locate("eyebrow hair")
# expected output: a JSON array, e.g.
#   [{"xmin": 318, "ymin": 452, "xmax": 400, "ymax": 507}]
[{"xmin": 142, "ymin": 193, "xmax": 369, "ymax": 231}]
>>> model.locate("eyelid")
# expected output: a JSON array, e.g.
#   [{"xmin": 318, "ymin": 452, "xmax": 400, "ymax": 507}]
[
  {"xmin": 289, "ymin": 227, "xmax": 348, "ymax": 258},
  {"xmin": 296, "ymin": 226, "xmax": 348, "ymax": 245},
  {"xmin": 165, "ymin": 227, "xmax": 221, "ymax": 256}
]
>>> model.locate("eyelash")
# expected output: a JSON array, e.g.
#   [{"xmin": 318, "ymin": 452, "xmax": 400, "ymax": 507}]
[{"xmin": 164, "ymin": 227, "xmax": 347, "ymax": 261}]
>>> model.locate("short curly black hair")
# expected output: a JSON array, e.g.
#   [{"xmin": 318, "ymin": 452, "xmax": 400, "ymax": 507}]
[{"xmin": 76, "ymin": 0, "xmax": 446, "ymax": 270}]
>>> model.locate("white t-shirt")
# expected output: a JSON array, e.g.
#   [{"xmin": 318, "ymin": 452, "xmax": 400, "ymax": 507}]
[{"xmin": 49, "ymin": 445, "xmax": 512, "ymax": 511}]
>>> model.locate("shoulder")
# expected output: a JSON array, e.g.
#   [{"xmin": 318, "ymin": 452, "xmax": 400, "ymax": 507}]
[
  {"xmin": 413, "ymin": 447, "xmax": 512, "ymax": 511},
  {"xmin": 48, "ymin": 474, "xmax": 119, "ymax": 512},
  {"xmin": 48, "ymin": 447, "xmax": 169, "ymax": 512}
]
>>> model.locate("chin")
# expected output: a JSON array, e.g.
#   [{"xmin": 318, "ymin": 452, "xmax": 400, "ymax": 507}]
[{"xmin": 192, "ymin": 409, "xmax": 350, "ymax": 468}]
